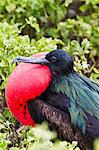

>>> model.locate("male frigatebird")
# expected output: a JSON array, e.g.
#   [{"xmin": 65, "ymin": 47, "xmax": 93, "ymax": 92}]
[{"xmin": 6, "ymin": 49, "xmax": 99, "ymax": 150}]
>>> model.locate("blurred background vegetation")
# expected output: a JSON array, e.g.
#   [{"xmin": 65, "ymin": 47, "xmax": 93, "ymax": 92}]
[{"xmin": 0, "ymin": 0, "xmax": 99, "ymax": 149}]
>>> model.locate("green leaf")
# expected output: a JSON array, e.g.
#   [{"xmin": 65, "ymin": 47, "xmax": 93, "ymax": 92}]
[{"xmin": 25, "ymin": 16, "xmax": 40, "ymax": 32}]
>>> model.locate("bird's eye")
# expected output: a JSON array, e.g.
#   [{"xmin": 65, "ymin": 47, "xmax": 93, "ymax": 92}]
[{"xmin": 50, "ymin": 56, "xmax": 57, "ymax": 63}]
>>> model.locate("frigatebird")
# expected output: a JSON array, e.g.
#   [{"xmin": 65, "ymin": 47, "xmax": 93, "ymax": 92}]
[{"xmin": 6, "ymin": 49, "xmax": 99, "ymax": 150}]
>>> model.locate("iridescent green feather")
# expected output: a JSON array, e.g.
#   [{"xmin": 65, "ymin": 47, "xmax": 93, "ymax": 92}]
[{"xmin": 53, "ymin": 72, "xmax": 99, "ymax": 133}]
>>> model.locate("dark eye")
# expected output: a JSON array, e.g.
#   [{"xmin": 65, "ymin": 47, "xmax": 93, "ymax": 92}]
[{"xmin": 50, "ymin": 56, "xmax": 57, "ymax": 63}]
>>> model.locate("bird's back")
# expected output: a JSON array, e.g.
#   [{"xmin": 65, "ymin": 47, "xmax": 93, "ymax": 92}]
[{"xmin": 39, "ymin": 76, "xmax": 99, "ymax": 139}]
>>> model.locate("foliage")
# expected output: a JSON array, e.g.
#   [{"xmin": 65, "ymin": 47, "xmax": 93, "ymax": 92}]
[
  {"xmin": 94, "ymin": 138, "xmax": 99, "ymax": 150},
  {"xmin": 0, "ymin": 0, "xmax": 99, "ymax": 54},
  {"xmin": 0, "ymin": 0, "xmax": 99, "ymax": 149},
  {"xmin": 0, "ymin": 113, "xmax": 80, "ymax": 150}
]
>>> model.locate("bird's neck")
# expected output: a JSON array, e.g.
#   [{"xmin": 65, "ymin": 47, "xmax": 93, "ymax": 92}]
[{"xmin": 49, "ymin": 72, "xmax": 72, "ymax": 93}]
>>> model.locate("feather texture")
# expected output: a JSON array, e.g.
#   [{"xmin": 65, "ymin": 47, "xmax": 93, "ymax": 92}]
[{"xmin": 52, "ymin": 72, "xmax": 99, "ymax": 133}]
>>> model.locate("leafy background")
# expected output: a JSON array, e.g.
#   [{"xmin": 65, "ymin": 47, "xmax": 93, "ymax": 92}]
[{"xmin": 0, "ymin": 0, "xmax": 99, "ymax": 149}]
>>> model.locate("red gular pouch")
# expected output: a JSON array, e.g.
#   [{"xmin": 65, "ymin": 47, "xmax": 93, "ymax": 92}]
[{"xmin": 5, "ymin": 52, "xmax": 51, "ymax": 126}]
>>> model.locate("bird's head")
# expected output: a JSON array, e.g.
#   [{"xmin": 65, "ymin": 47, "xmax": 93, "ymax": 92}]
[
  {"xmin": 12, "ymin": 49, "xmax": 73, "ymax": 76},
  {"xmin": 45, "ymin": 49, "xmax": 73, "ymax": 75}
]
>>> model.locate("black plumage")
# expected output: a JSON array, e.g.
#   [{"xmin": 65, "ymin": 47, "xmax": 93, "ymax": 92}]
[{"xmin": 13, "ymin": 49, "xmax": 99, "ymax": 150}]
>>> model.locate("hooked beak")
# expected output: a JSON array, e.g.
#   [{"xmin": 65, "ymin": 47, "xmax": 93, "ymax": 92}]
[{"xmin": 12, "ymin": 56, "xmax": 50, "ymax": 65}]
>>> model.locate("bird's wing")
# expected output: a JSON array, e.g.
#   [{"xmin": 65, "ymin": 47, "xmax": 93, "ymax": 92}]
[{"xmin": 53, "ymin": 73, "xmax": 99, "ymax": 133}]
